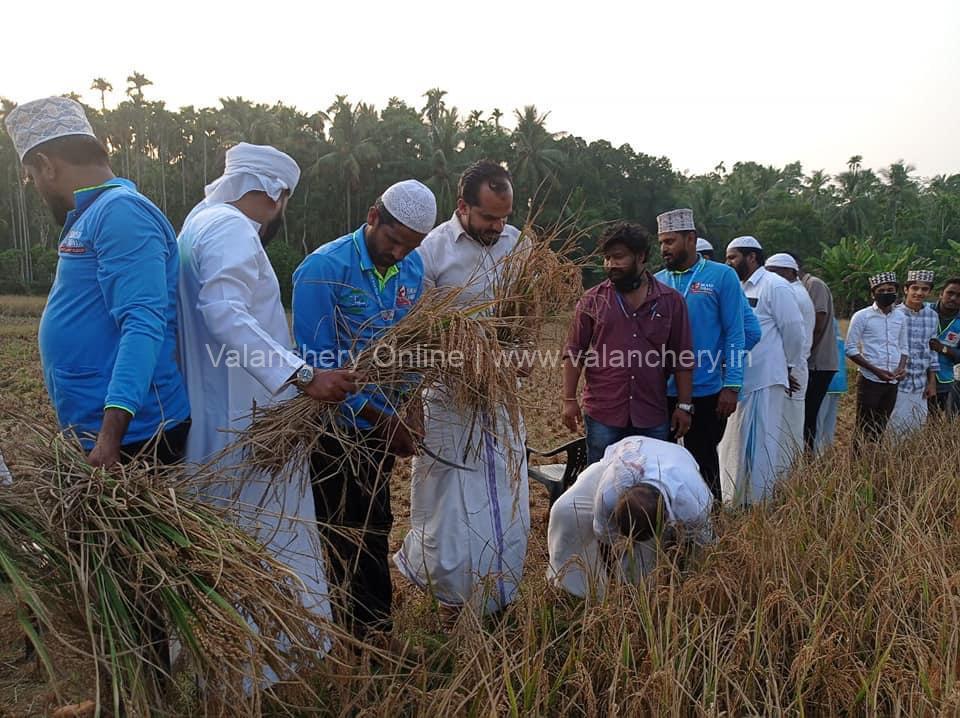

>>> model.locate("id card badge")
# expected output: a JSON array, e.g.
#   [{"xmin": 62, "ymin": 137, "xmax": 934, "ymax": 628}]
[{"xmin": 943, "ymin": 330, "xmax": 960, "ymax": 348}]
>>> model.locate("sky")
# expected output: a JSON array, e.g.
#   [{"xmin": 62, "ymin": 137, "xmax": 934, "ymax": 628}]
[{"xmin": 3, "ymin": 0, "xmax": 958, "ymax": 178}]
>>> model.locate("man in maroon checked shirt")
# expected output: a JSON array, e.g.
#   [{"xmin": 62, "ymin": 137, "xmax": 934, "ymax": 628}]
[{"xmin": 562, "ymin": 222, "xmax": 695, "ymax": 464}]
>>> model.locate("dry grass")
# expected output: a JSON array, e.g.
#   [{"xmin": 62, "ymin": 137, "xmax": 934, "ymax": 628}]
[
  {"xmin": 0, "ymin": 419, "xmax": 353, "ymax": 716},
  {"xmin": 4, "ymin": 298, "xmax": 947, "ymax": 716},
  {"xmin": 329, "ymin": 418, "xmax": 960, "ymax": 716},
  {"xmin": 0, "ymin": 296, "xmax": 46, "ymax": 319}
]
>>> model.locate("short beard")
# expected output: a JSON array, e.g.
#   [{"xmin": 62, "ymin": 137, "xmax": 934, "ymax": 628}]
[
  {"xmin": 465, "ymin": 214, "xmax": 501, "ymax": 246},
  {"xmin": 44, "ymin": 193, "xmax": 72, "ymax": 226},
  {"xmin": 665, "ymin": 248, "xmax": 690, "ymax": 271},
  {"xmin": 260, "ymin": 214, "xmax": 284, "ymax": 247}
]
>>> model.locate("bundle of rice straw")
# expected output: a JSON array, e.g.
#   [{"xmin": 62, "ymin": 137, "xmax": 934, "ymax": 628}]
[
  {"xmin": 0, "ymin": 419, "xmax": 333, "ymax": 716},
  {"xmin": 492, "ymin": 219, "xmax": 588, "ymax": 348},
  {"xmin": 237, "ymin": 219, "xmax": 591, "ymax": 474},
  {"xmin": 238, "ymin": 284, "xmax": 514, "ymax": 474}
]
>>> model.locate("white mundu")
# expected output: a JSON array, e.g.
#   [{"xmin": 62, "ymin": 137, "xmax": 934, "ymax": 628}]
[
  {"xmin": 720, "ymin": 266, "xmax": 804, "ymax": 506},
  {"xmin": 394, "ymin": 212, "xmax": 530, "ymax": 615},
  {"xmin": 176, "ymin": 145, "xmax": 331, "ymax": 651},
  {"xmin": 776, "ymin": 280, "xmax": 815, "ymax": 471},
  {"xmin": 547, "ymin": 436, "xmax": 713, "ymax": 598}
]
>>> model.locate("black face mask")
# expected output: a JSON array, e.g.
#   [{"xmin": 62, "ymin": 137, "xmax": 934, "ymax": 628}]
[
  {"xmin": 611, "ymin": 273, "xmax": 644, "ymax": 293},
  {"xmin": 876, "ymin": 292, "xmax": 897, "ymax": 308}
]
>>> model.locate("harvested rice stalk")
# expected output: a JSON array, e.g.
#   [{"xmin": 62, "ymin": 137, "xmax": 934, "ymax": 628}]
[
  {"xmin": 492, "ymin": 221, "xmax": 590, "ymax": 349},
  {"xmin": 238, "ymin": 285, "xmax": 521, "ymax": 475},
  {"xmin": 0, "ymin": 419, "xmax": 338, "ymax": 716},
  {"xmin": 239, "ymin": 222, "xmax": 592, "ymax": 473}
]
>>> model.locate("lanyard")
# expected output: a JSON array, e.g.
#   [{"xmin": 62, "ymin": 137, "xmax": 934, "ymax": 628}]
[
  {"xmin": 668, "ymin": 258, "xmax": 706, "ymax": 300},
  {"xmin": 354, "ymin": 227, "xmax": 398, "ymax": 320},
  {"xmin": 615, "ymin": 285, "xmax": 658, "ymax": 320}
]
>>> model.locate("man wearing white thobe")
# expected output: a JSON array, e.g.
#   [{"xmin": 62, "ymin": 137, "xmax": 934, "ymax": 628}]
[
  {"xmin": 394, "ymin": 161, "xmax": 530, "ymax": 616},
  {"xmin": 547, "ymin": 436, "xmax": 713, "ymax": 598},
  {"xmin": 765, "ymin": 253, "xmax": 815, "ymax": 468},
  {"xmin": 176, "ymin": 143, "xmax": 357, "ymax": 651},
  {"xmin": 721, "ymin": 237, "xmax": 805, "ymax": 506}
]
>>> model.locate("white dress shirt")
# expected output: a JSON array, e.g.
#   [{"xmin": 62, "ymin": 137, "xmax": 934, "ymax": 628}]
[
  {"xmin": 845, "ymin": 303, "xmax": 909, "ymax": 383},
  {"xmin": 740, "ymin": 267, "xmax": 805, "ymax": 394},
  {"xmin": 415, "ymin": 212, "xmax": 524, "ymax": 303}
]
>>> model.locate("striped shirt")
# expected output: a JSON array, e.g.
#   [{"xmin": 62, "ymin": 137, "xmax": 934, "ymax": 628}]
[{"xmin": 896, "ymin": 303, "xmax": 939, "ymax": 392}]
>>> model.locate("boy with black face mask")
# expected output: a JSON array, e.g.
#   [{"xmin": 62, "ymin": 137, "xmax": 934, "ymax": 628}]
[{"xmin": 845, "ymin": 272, "xmax": 910, "ymax": 451}]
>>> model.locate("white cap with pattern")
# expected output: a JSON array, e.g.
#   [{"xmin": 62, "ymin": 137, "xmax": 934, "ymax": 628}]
[
  {"xmin": 906, "ymin": 269, "xmax": 934, "ymax": 285},
  {"xmin": 381, "ymin": 180, "xmax": 437, "ymax": 235},
  {"xmin": 869, "ymin": 271, "xmax": 898, "ymax": 289},
  {"xmin": 696, "ymin": 237, "xmax": 713, "ymax": 254},
  {"xmin": 4, "ymin": 96, "xmax": 97, "ymax": 161},
  {"xmin": 657, "ymin": 208, "xmax": 696, "ymax": 234}
]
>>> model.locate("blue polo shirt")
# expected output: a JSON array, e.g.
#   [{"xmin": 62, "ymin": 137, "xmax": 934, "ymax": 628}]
[
  {"xmin": 292, "ymin": 225, "xmax": 424, "ymax": 429},
  {"xmin": 655, "ymin": 257, "xmax": 752, "ymax": 397},
  {"xmin": 38, "ymin": 178, "xmax": 190, "ymax": 449}
]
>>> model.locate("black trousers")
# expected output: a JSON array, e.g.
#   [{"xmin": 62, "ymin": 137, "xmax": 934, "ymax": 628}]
[
  {"xmin": 93, "ymin": 420, "xmax": 190, "ymax": 696},
  {"xmin": 668, "ymin": 394, "xmax": 726, "ymax": 503},
  {"xmin": 311, "ymin": 433, "xmax": 395, "ymax": 639},
  {"xmin": 855, "ymin": 377, "xmax": 897, "ymax": 450},
  {"xmin": 804, "ymin": 370, "xmax": 836, "ymax": 451},
  {"xmin": 119, "ymin": 419, "xmax": 191, "ymax": 465},
  {"xmin": 930, "ymin": 384, "xmax": 960, "ymax": 417}
]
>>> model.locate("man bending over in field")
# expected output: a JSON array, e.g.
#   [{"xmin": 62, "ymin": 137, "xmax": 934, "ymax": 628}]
[{"xmin": 547, "ymin": 436, "xmax": 713, "ymax": 598}]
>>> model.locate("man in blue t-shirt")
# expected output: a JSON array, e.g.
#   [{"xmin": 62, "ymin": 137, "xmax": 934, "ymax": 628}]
[
  {"xmin": 928, "ymin": 278, "xmax": 960, "ymax": 415},
  {"xmin": 293, "ymin": 179, "xmax": 436, "ymax": 639},
  {"xmin": 5, "ymin": 95, "xmax": 190, "ymax": 710},
  {"xmin": 5, "ymin": 97, "xmax": 189, "ymax": 468},
  {"xmin": 655, "ymin": 208, "xmax": 751, "ymax": 502}
]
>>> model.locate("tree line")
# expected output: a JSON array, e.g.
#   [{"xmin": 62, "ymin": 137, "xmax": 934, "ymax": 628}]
[{"xmin": 2, "ymin": 73, "xmax": 959, "ymax": 313}]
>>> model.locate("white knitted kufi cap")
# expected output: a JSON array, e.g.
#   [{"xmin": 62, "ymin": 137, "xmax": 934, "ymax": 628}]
[
  {"xmin": 381, "ymin": 180, "xmax": 437, "ymax": 235},
  {"xmin": 765, "ymin": 253, "xmax": 799, "ymax": 271},
  {"xmin": 727, "ymin": 235, "xmax": 763, "ymax": 252}
]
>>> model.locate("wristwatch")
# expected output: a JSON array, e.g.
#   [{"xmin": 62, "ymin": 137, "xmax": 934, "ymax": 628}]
[
  {"xmin": 295, "ymin": 363, "xmax": 315, "ymax": 388},
  {"xmin": 677, "ymin": 402, "xmax": 695, "ymax": 415}
]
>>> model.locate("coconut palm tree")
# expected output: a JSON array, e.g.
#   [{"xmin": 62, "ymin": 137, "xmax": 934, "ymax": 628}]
[
  {"xmin": 91, "ymin": 78, "xmax": 112, "ymax": 111},
  {"xmin": 511, "ymin": 105, "xmax": 564, "ymax": 203},
  {"xmin": 125, "ymin": 71, "xmax": 152, "ymax": 104},
  {"xmin": 315, "ymin": 96, "xmax": 379, "ymax": 232}
]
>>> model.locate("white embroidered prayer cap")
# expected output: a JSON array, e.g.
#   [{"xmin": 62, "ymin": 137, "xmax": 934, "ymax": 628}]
[
  {"xmin": 204, "ymin": 142, "xmax": 300, "ymax": 205},
  {"xmin": 906, "ymin": 269, "xmax": 934, "ymax": 285},
  {"xmin": 765, "ymin": 253, "xmax": 799, "ymax": 272},
  {"xmin": 381, "ymin": 179, "xmax": 437, "ymax": 235},
  {"xmin": 4, "ymin": 97, "xmax": 97, "ymax": 161},
  {"xmin": 727, "ymin": 235, "xmax": 763, "ymax": 252},
  {"xmin": 696, "ymin": 238, "xmax": 713, "ymax": 254},
  {"xmin": 657, "ymin": 208, "xmax": 696, "ymax": 234},
  {"xmin": 869, "ymin": 271, "xmax": 898, "ymax": 289}
]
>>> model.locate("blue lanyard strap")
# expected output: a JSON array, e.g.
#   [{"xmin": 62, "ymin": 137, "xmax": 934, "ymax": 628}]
[{"xmin": 668, "ymin": 257, "xmax": 706, "ymax": 300}]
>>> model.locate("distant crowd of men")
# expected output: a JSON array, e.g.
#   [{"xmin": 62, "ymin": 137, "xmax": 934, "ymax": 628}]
[{"xmin": 3, "ymin": 96, "xmax": 959, "ymax": 712}]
